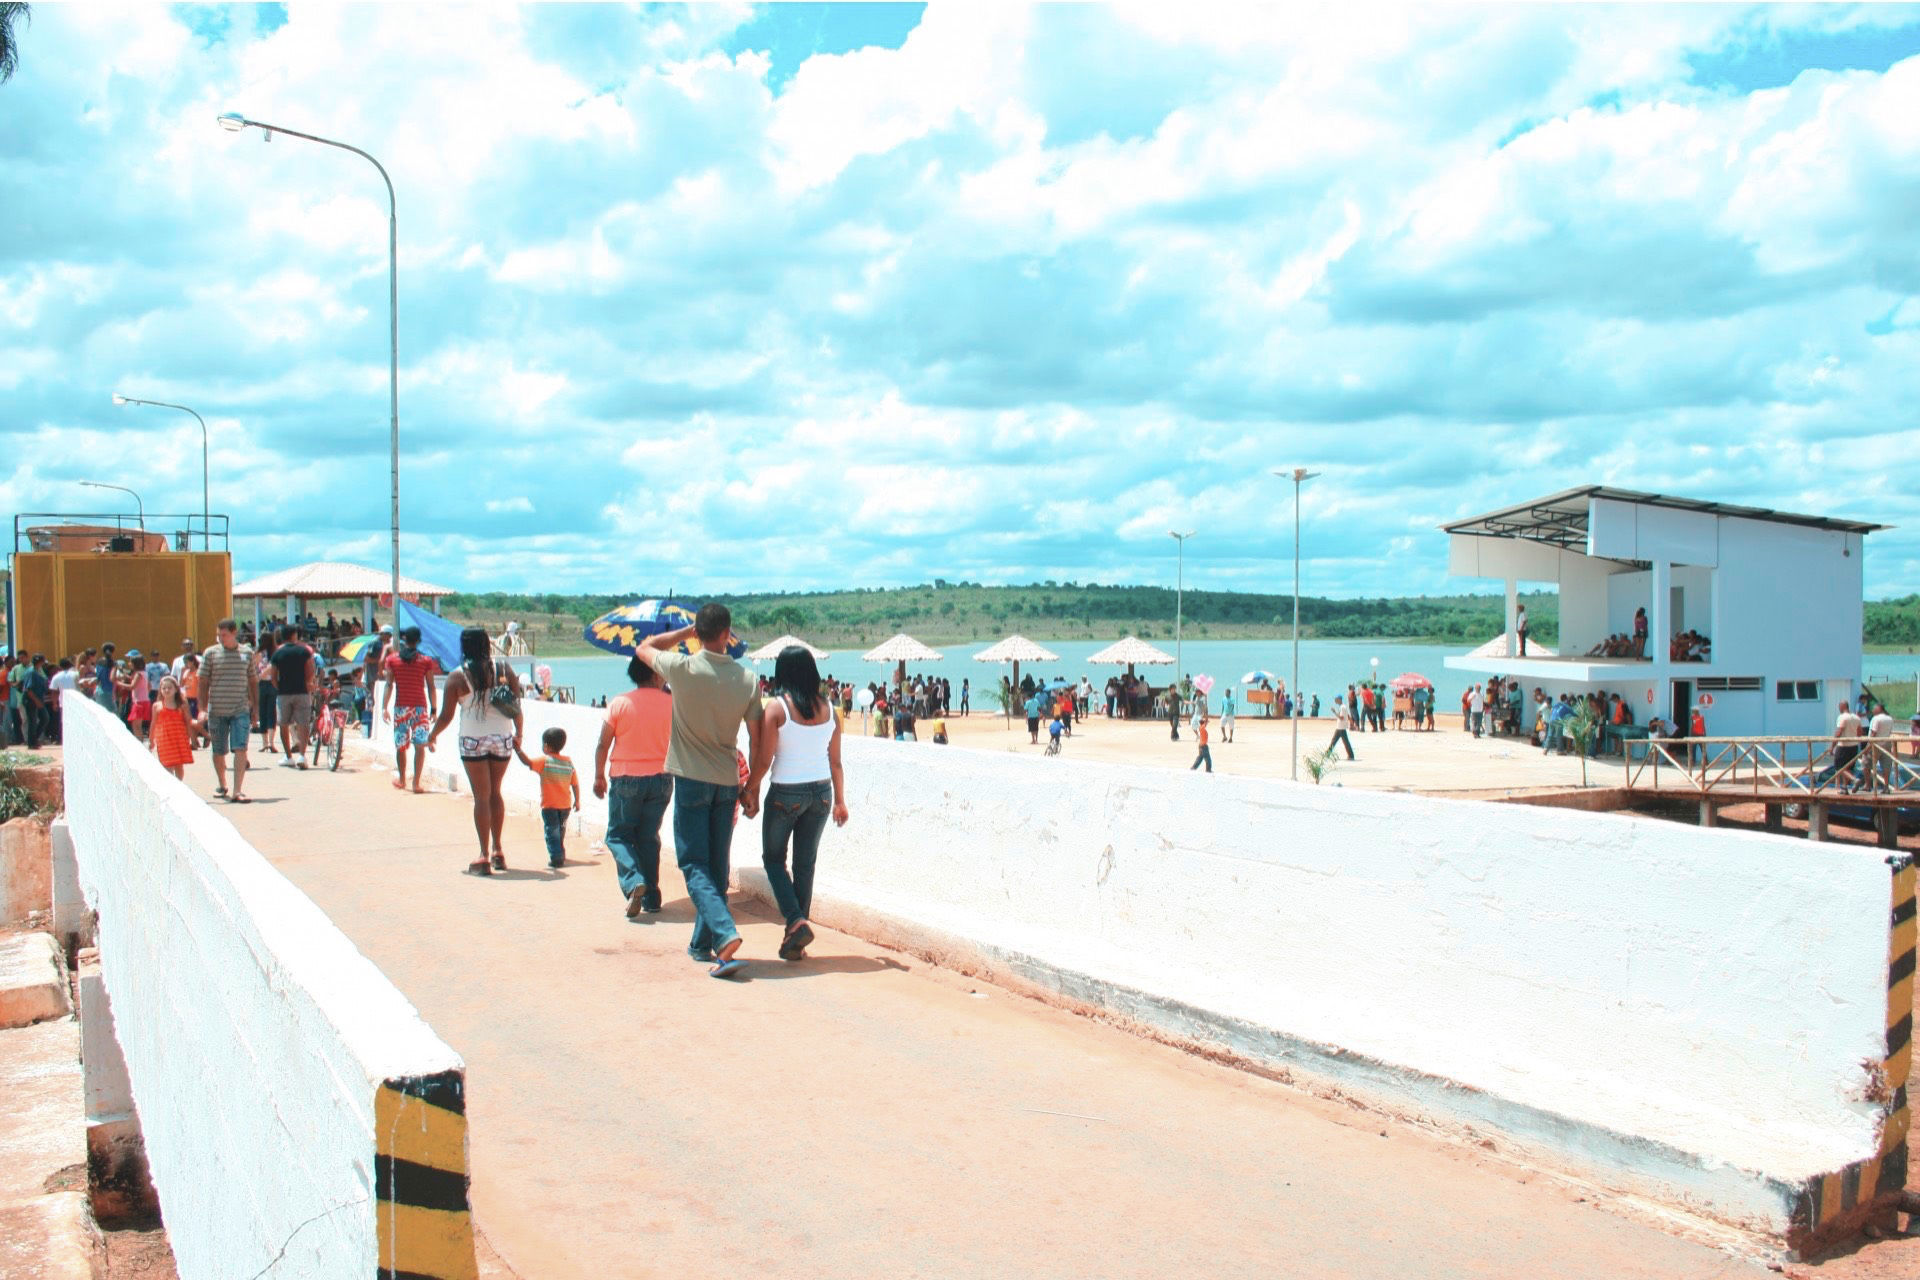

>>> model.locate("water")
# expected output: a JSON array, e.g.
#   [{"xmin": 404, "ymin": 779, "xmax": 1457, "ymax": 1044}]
[{"xmin": 525, "ymin": 643, "xmax": 1920, "ymax": 708}]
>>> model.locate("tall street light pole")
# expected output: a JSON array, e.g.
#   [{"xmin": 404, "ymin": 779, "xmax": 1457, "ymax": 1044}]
[
  {"xmin": 1169, "ymin": 529, "xmax": 1195, "ymax": 696},
  {"xmin": 1276, "ymin": 468, "xmax": 1319, "ymax": 781},
  {"xmin": 216, "ymin": 111, "xmax": 401, "ymax": 617},
  {"xmin": 80, "ymin": 480, "xmax": 145, "ymax": 530},
  {"xmin": 114, "ymin": 395, "xmax": 209, "ymax": 549}
]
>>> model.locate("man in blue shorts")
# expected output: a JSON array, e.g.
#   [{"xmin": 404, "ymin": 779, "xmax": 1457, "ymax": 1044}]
[{"xmin": 197, "ymin": 618, "xmax": 258, "ymax": 803}]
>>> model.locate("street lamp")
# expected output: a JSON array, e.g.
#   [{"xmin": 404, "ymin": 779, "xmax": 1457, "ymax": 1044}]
[
  {"xmin": 1169, "ymin": 529, "xmax": 1195, "ymax": 697},
  {"xmin": 80, "ymin": 481, "xmax": 145, "ymax": 530},
  {"xmin": 1276, "ymin": 468, "xmax": 1319, "ymax": 781},
  {"xmin": 113, "ymin": 394, "xmax": 209, "ymax": 549},
  {"xmin": 216, "ymin": 110, "xmax": 402, "ymax": 617}
]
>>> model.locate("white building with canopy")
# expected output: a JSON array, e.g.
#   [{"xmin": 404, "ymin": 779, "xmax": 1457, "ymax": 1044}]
[{"xmin": 1441, "ymin": 486, "xmax": 1885, "ymax": 738}]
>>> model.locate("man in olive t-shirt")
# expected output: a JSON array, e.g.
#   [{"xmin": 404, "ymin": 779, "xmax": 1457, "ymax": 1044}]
[{"xmin": 634, "ymin": 604, "xmax": 763, "ymax": 977}]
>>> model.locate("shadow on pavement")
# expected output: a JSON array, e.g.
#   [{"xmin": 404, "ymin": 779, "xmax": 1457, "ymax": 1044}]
[{"xmin": 740, "ymin": 955, "xmax": 912, "ymax": 981}]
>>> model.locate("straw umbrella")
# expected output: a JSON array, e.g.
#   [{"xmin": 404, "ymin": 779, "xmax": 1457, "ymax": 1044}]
[
  {"xmin": 862, "ymin": 632, "xmax": 943, "ymax": 689},
  {"xmin": 1088, "ymin": 635, "xmax": 1176, "ymax": 719},
  {"xmin": 747, "ymin": 633, "xmax": 830, "ymax": 661},
  {"xmin": 973, "ymin": 634, "xmax": 1059, "ymax": 724}
]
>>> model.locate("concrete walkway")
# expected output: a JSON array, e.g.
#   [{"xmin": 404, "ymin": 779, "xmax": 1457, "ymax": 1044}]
[{"xmin": 214, "ymin": 749, "xmax": 1769, "ymax": 1279}]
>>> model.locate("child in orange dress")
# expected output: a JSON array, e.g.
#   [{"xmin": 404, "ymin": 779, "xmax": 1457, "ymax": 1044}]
[{"xmin": 150, "ymin": 675, "xmax": 195, "ymax": 779}]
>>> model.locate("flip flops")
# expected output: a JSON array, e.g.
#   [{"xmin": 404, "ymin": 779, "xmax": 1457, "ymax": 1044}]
[
  {"xmin": 709, "ymin": 936, "xmax": 746, "ymax": 979},
  {"xmin": 466, "ymin": 860, "xmax": 492, "ymax": 876},
  {"xmin": 228, "ymin": 794, "xmax": 252, "ymax": 804},
  {"xmin": 490, "ymin": 853, "xmax": 506, "ymax": 871}
]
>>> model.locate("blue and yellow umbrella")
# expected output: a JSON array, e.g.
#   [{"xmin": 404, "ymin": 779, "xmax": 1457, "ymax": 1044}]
[
  {"xmin": 336, "ymin": 632, "xmax": 382, "ymax": 662},
  {"xmin": 583, "ymin": 599, "xmax": 747, "ymax": 658}
]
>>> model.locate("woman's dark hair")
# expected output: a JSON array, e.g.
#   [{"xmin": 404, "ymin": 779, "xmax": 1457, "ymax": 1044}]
[
  {"xmin": 771, "ymin": 646, "xmax": 822, "ymax": 719},
  {"xmin": 459, "ymin": 627, "xmax": 493, "ymax": 700},
  {"xmin": 626, "ymin": 653, "xmax": 658, "ymax": 688}
]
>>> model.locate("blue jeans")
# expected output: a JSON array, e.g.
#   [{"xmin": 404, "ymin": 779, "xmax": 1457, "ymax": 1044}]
[
  {"xmin": 605, "ymin": 774, "xmax": 672, "ymax": 905},
  {"xmin": 540, "ymin": 808, "xmax": 568, "ymax": 866},
  {"xmin": 762, "ymin": 781, "xmax": 831, "ymax": 927},
  {"xmin": 671, "ymin": 776, "xmax": 739, "ymax": 955}
]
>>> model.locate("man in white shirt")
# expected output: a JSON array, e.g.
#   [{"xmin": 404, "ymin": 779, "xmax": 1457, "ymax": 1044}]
[
  {"xmin": 170, "ymin": 637, "xmax": 196, "ymax": 683},
  {"xmin": 1468, "ymin": 684, "xmax": 1485, "ymax": 738},
  {"xmin": 1328, "ymin": 696, "xmax": 1356, "ymax": 759},
  {"xmin": 1823, "ymin": 699, "xmax": 1865, "ymax": 791},
  {"xmin": 1866, "ymin": 702, "xmax": 1896, "ymax": 789},
  {"xmin": 47, "ymin": 659, "xmax": 80, "ymax": 743}
]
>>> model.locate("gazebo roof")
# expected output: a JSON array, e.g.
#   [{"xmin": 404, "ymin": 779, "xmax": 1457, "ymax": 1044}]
[
  {"xmin": 1087, "ymin": 636, "xmax": 1175, "ymax": 666},
  {"xmin": 972, "ymin": 634, "xmax": 1060, "ymax": 663},
  {"xmin": 232, "ymin": 561, "xmax": 455, "ymax": 600},
  {"xmin": 862, "ymin": 633, "xmax": 943, "ymax": 663},
  {"xmin": 747, "ymin": 633, "xmax": 830, "ymax": 661}
]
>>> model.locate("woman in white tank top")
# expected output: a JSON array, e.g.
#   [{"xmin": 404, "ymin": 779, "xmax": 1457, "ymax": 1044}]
[{"xmin": 745, "ymin": 646, "xmax": 847, "ymax": 961}]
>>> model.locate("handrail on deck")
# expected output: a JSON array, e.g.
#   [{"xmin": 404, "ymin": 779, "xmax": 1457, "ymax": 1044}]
[{"xmin": 1622, "ymin": 735, "xmax": 1919, "ymax": 799}]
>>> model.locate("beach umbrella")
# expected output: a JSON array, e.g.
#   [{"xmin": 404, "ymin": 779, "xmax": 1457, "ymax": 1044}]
[
  {"xmin": 747, "ymin": 633, "xmax": 829, "ymax": 662},
  {"xmin": 1389, "ymin": 672, "xmax": 1433, "ymax": 693},
  {"xmin": 973, "ymin": 635, "xmax": 1059, "ymax": 722},
  {"xmin": 1087, "ymin": 635, "xmax": 1174, "ymax": 679},
  {"xmin": 583, "ymin": 599, "xmax": 748, "ymax": 658},
  {"xmin": 337, "ymin": 632, "xmax": 381, "ymax": 663},
  {"xmin": 863, "ymin": 632, "xmax": 942, "ymax": 687},
  {"xmin": 1240, "ymin": 669, "xmax": 1279, "ymax": 685}
]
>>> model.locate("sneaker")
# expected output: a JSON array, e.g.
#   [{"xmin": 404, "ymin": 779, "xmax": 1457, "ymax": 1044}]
[
  {"xmin": 549, "ymin": 860, "xmax": 565, "ymax": 870},
  {"xmin": 625, "ymin": 886, "xmax": 647, "ymax": 919},
  {"xmin": 641, "ymin": 892, "xmax": 662, "ymax": 914}
]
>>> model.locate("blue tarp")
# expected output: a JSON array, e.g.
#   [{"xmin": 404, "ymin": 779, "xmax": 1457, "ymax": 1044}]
[{"xmin": 395, "ymin": 597, "xmax": 464, "ymax": 673}]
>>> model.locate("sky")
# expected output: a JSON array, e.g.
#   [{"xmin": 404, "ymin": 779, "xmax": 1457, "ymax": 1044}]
[{"xmin": 4, "ymin": 2, "xmax": 1919, "ymax": 600}]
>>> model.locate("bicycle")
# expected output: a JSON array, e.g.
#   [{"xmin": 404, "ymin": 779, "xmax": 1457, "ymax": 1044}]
[{"xmin": 310, "ymin": 696, "xmax": 350, "ymax": 772}]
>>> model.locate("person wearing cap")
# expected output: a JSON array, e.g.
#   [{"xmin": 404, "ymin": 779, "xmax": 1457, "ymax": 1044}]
[{"xmin": 170, "ymin": 636, "xmax": 196, "ymax": 684}]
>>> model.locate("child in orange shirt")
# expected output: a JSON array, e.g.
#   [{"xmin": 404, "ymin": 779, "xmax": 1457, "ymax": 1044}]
[
  {"xmin": 517, "ymin": 727, "xmax": 580, "ymax": 869},
  {"xmin": 1190, "ymin": 712, "xmax": 1213, "ymax": 773}
]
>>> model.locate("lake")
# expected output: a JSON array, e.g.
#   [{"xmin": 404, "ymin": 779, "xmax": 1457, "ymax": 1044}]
[{"xmin": 522, "ymin": 641, "xmax": 1920, "ymax": 708}]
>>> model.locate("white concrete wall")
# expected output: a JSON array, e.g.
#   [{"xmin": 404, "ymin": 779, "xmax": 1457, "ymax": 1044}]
[
  {"xmin": 61, "ymin": 697, "xmax": 466, "ymax": 1279},
  {"xmin": 781, "ymin": 735, "xmax": 1896, "ymax": 1232}
]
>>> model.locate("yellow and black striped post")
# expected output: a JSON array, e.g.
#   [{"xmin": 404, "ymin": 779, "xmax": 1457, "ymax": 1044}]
[
  {"xmin": 375, "ymin": 1070, "xmax": 477, "ymax": 1280},
  {"xmin": 1799, "ymin": 854, "xmax": 1914, "ymax": 1248}
]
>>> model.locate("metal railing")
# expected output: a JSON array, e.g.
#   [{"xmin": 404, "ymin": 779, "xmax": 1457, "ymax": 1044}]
[
  {"xmin": 1623, "ymin": 735, "xmax": 1919, "ymax": 799},
  {"xmin": 12, "ymin": 512, "xmax": 232, "ymax": 554}
]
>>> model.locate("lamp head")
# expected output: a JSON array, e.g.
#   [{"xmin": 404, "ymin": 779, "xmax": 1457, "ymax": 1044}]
[
  {"xmin": 112, "ymin": 394, "xmax": 128, "ymax": 406},
  {"xmin": 216, "ymin": 112, "xmax": 248, "ymax": 133}
]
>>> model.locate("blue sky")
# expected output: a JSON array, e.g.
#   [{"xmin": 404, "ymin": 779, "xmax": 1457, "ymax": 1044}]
[{"xmin": 4, "ymin": 3, "xmax": 1919, "ymax": 599}]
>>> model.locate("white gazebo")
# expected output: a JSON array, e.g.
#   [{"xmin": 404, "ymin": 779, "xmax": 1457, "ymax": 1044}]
[
  {"xmin": 863, "ymin": 632, "xmax": 943, "ymax": 687},
  {"xmin": 748, "ymin": 633, "xmax": 830, "ymax": 661},
  {"xmin": 232, "ymin": 560, "xmax": 455, "ymax": 637},
  {"xmin": 973, "ymin": 634, "xmax": 1060, "ymax": 722}
]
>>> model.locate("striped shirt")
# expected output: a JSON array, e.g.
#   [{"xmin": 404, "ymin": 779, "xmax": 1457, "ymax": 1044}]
[{"xmin": 199, "ymin": 643, "xmax": 255, "ymax": 716}]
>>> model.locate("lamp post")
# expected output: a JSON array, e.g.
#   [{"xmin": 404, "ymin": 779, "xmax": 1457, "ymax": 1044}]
[
  {"xmin": 113, "ymin": 395, "xmax": 209, "ymax": 549},
  {"xmin": 80, "ymin": 481, "xmax": 145, "ymax": 530},
  {"xmin": 1276, "ymin": 468, "xmax": 1319, "ymax": 781},
  {"xmin": 1169, "ymin": 529, "xmax": 1195, "ymax": 697},
  {"xmin": 216, "ymin": 110, "xmax": 401, "ymax": 617}
]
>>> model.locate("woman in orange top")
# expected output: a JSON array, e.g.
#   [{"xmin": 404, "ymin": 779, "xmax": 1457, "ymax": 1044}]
[
  {"xmin": 150, "ymin": 675, "xmax": 195, "ymax": 779},
  {"xmin": 594, "ymin": 653, "xmax": 674, "ymax": 918}
]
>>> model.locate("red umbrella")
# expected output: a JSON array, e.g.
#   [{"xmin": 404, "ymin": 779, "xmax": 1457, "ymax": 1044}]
[{"xmin": 1389, "ymin": 672, "xmax": 1432, "ymax": 693}]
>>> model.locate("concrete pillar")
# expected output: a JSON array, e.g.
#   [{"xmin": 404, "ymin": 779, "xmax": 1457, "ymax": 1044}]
[
  {"xmin": 78, "ymin": 955, "xmax": 158, "ymax": 1225},
  {"xmin": 1764, "ymin": 804, "xmax": 1783, "ymax": 833},
  {"xmin": 1877, "ymin": 806, "xmax": 1900, "ymax": 850},
  {"xmin": 251, "ymin": 596, "xmax": 261, "ymax": 641},
  {"xmin": 1505, "ymin": 578, "xmax": 1518, "ymax": 658},
  {"xmin": 432, "ymin": 596, "xmax": 441, "ymax": 616},
  {"xmin": 1808, "ymin": 801, "xmax": 1829, "ymax": 842},
  {"xmin": 50, "ymin": 819, "xmax": 92, "ymax": 947},
  {"xmin": 1698, "ymin": 800, "xmax": 1717, "ymax": 829},
  {"xmin": 362, "ymin": 594, "xmax": 374, "ymax": 633},
  {"xmin": 1648, "ymin": 561, "xmax": 1670, "ymax": 671},
  {"xmin": 286, "ymin": 593, "xmax": 299, "ymax": 630}
]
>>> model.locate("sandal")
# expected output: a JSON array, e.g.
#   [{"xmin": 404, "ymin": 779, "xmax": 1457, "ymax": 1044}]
[
  {"xmin": 466, "ymin": 860, "xmax": 492, "ymax": 876},
  {"xmin": 214, "ymin": 785, "xmax": 227, "ymax": 797},
  {"xmin": 490, "ymin": 852, "xmax": 506, "ymax": 871},
  {"xmin": 709, "ymin": 957, "xmax": 746, "ymax": 979},
  {"xmin": 229, "ymin": 794, "xmax": 252, "ymax": 804}
]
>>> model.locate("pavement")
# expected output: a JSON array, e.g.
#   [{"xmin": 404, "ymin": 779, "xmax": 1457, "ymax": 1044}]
[{"xmin": 192, "ymin": 743, "xmax": 1789, "ymax": 1280}]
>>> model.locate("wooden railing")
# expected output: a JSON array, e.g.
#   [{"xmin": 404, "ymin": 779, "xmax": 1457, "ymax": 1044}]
[{"xmin": 1623, "ymin": 735, "xmax": 1918, "ymax": 799}]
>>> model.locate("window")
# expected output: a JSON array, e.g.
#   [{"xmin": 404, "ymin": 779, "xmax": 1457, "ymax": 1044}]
[
  {"xmin": 1699, "ymin": 676, "xmax": 1762, "ymax": 692},
  {"xmin": 1775, "ymin": 680, "xmax": 1821, "ymax": 702}
]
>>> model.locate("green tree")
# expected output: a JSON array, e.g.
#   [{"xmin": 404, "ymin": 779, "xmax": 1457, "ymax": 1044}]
[{"xmin": 0, "ymin": 4, "xmax": 28, "ymax": 85}]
